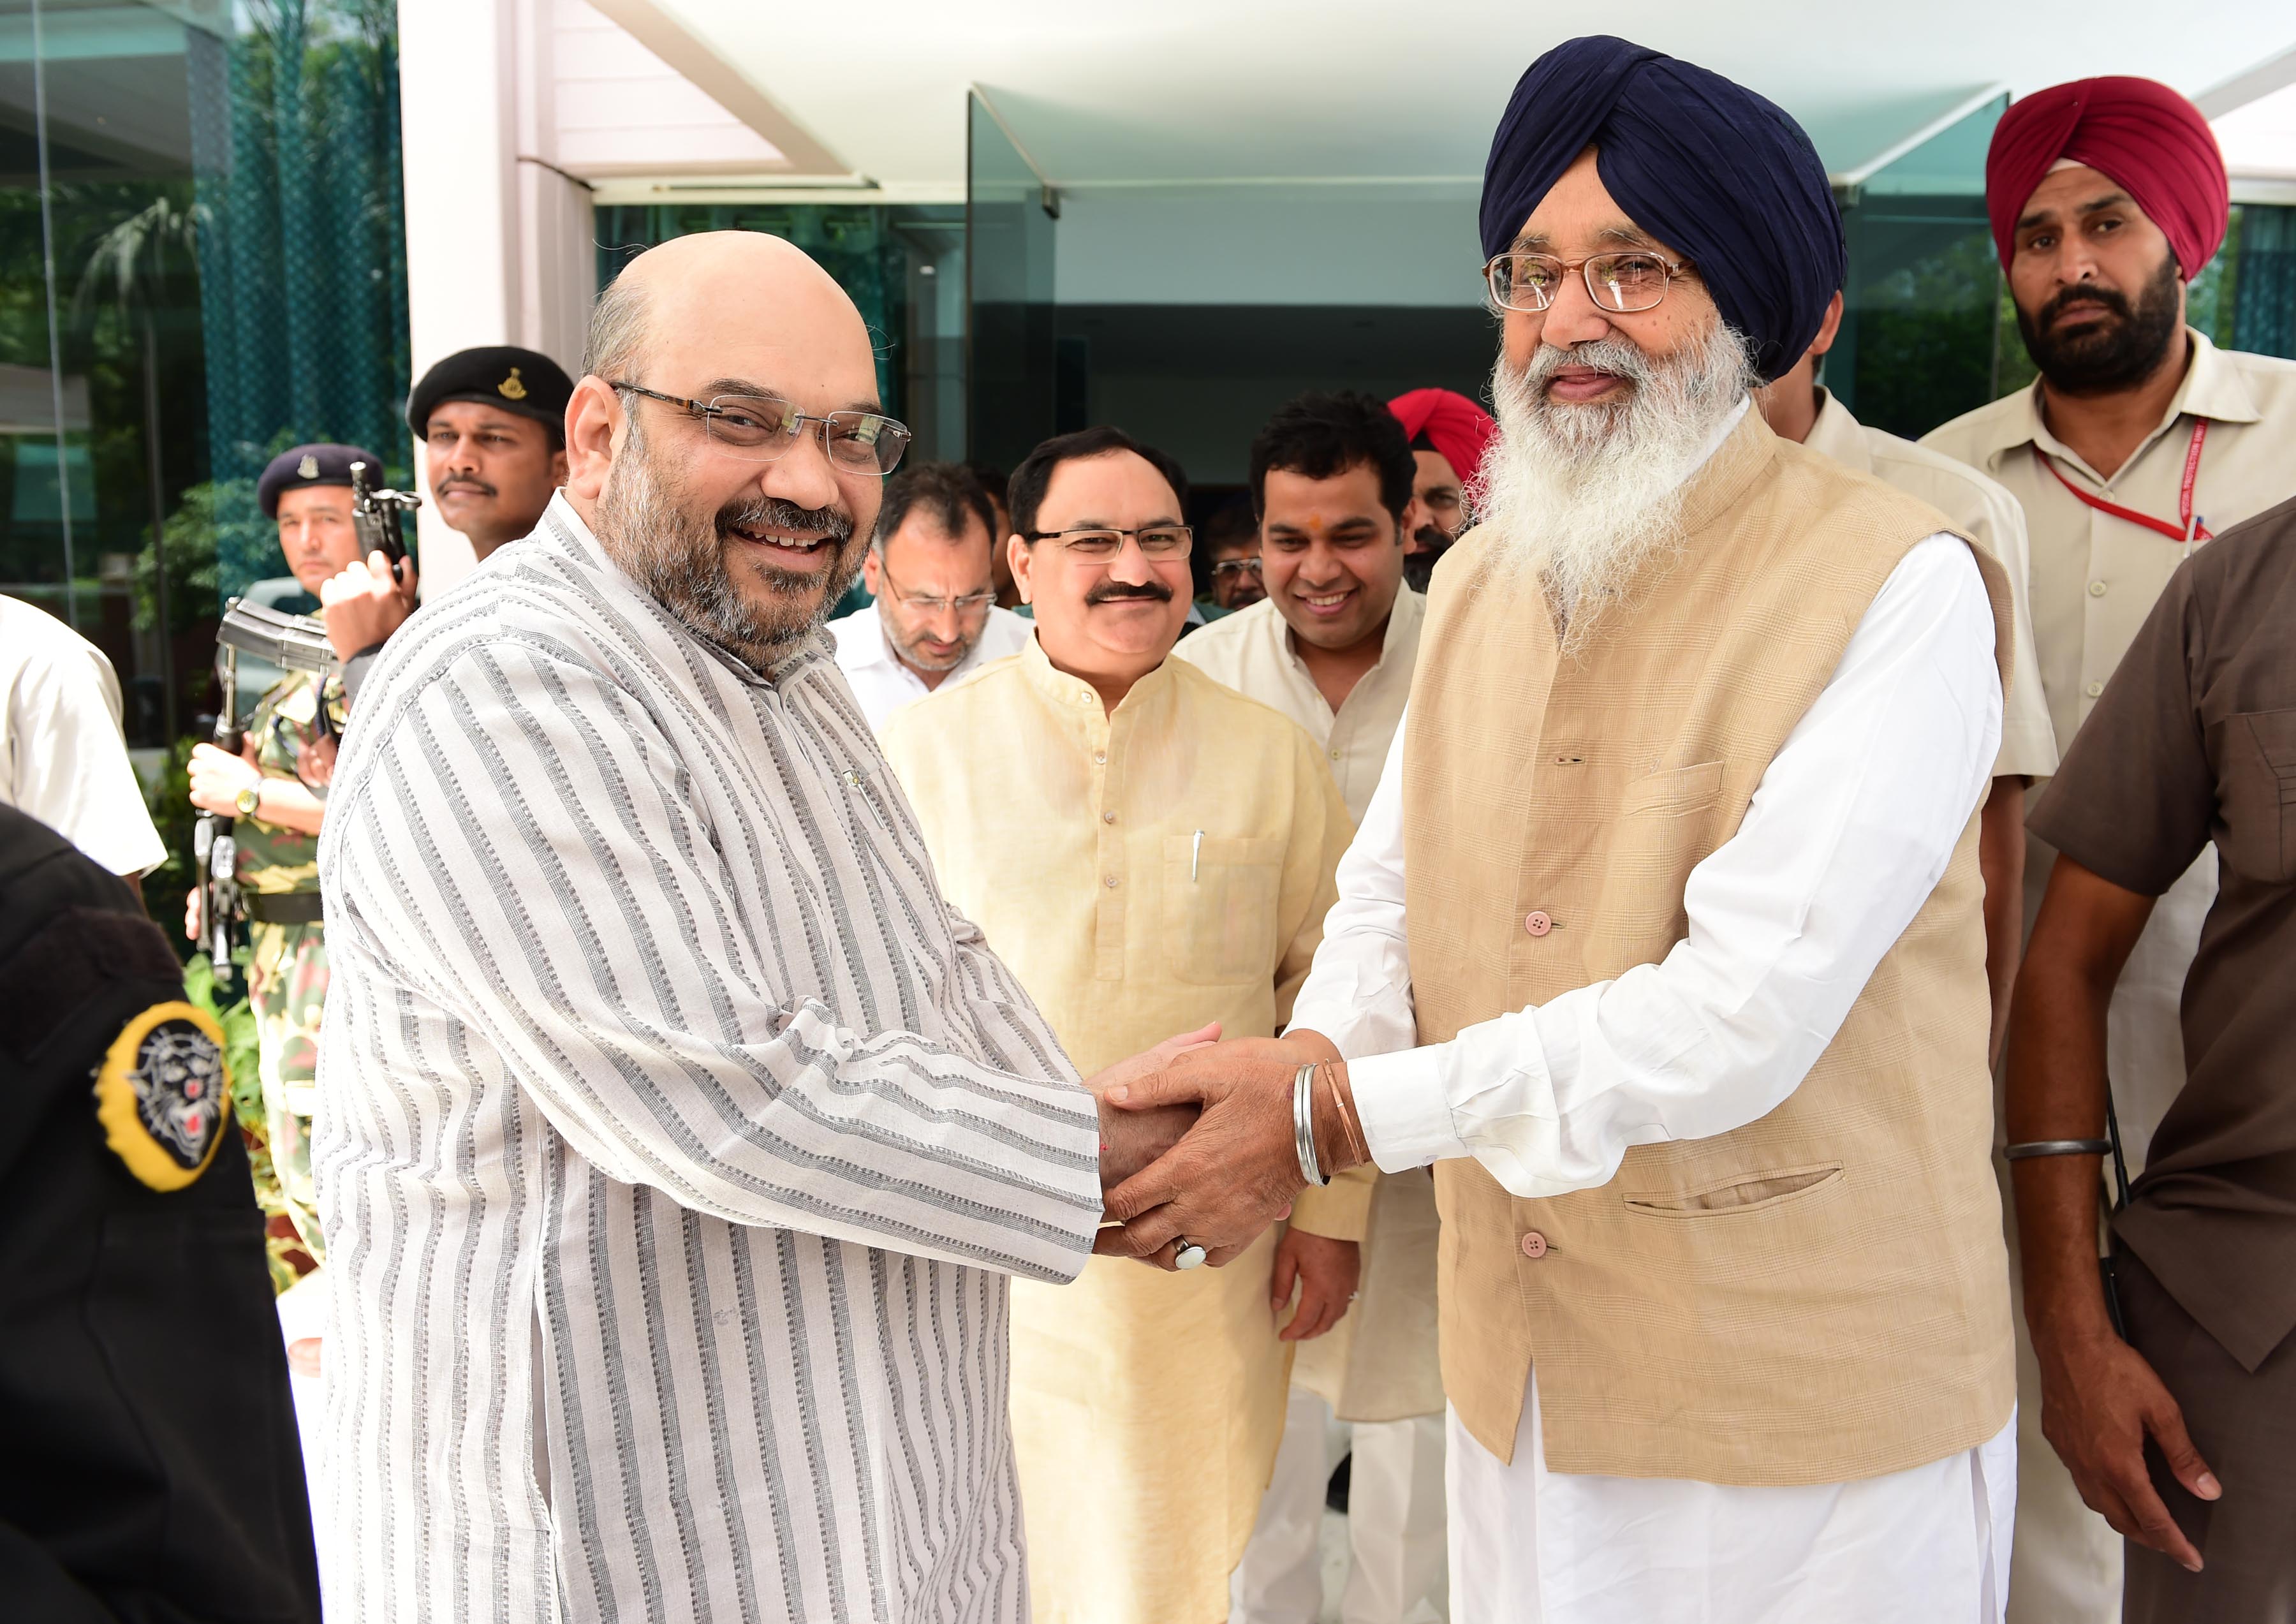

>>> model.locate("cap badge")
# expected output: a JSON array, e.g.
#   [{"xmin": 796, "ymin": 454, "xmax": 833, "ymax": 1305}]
[
  {"xmin": 297, "ymin": 453, "xmax": 320, "ymax": 478},
  {"xmin": 498, "ymin": 367, "xmax": 529, "ymax": 401}
]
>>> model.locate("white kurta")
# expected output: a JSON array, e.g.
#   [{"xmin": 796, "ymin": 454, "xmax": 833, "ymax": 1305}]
[
  {"xmin": 1286, "ymin": 528, "xmax": 2016, "ymax": 1619},
  {"xmin": 827, "ymin": 599, "xmax": 1033, "ymax": 731},
  {"xmin": 0, "ymin": 594, "xmax": 166, "ymax": 877}
]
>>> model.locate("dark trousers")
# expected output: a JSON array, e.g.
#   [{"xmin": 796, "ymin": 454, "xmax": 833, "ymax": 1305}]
[{"xmin": 2119, "ymin": 1248, "xmax": 2296, "ymax": 1623}]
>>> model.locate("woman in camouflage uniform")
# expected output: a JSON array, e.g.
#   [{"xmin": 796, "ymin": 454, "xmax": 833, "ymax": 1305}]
[{"xmin": 186, "ymin": 442, "xmax": 380, "ymax": 1290}]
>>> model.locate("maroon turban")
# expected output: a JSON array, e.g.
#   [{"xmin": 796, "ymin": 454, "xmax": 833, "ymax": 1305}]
[
  {"xmin": 1985, "ymin": 77, "xmax": 2228, "ymax": 278},
  {"xmin": 1388, "ymin": 389, "xmax": 1496, "ymax": 482}
]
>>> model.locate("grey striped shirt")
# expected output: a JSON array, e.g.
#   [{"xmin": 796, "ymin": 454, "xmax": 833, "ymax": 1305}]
[{"xmin": 313, "ymin": 496, "xmax": 1101, "ymax": 1624}]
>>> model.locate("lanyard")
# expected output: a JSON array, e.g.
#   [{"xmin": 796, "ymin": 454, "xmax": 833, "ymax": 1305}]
[{"xmin": 2036, "ymin": 420, "xmax": 2212, "ymax": 546}]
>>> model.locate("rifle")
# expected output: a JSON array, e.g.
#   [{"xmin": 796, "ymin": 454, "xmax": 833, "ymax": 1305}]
[
  {"xmin": 193, "ymin": 630, "xmax": 247, "ymax": 994},
  {"xmin": 350, "ymin": 460, "xmax": 422, "ymax": 583}
]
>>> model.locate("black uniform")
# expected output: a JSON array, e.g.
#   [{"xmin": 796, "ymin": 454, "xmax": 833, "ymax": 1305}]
[{"xmin": 0, "ymin": 806, "xmax": 319, "ymax": 1623}]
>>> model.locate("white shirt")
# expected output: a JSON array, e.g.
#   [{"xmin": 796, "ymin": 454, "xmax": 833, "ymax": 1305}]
[
  {"xmin": 0, "ymin": 594, "xmax": 166, "ymax": 876},
  {"xmin": 315, "ymin": 498, "xmax": 1100, "ymax": 1624},
  {"xmin": 1174, "ymin": 587, "xmax": 1424, "ymax": 823},
  {"xmin": 828, "ymin": 599, "xmax": 1033, "ymax": 731},
  {"xmin": 1286, "ymin": 535, "xmax": 2001, "ymax": 1199}
]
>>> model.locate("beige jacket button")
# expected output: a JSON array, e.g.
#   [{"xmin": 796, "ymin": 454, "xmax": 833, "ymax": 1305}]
[
  {"xmin": 1524, "ymin": 910, "xmax": 1552, "ymax": 938},
  {"xmin": 1520, "ymin": 1231, "xmax": 1549, "ymax": 1259}
]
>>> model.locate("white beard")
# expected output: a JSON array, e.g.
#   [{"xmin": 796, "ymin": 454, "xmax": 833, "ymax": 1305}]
[{"xmin": 1473, "ymin": 321, "xmax": 1756, "ymax": 654}]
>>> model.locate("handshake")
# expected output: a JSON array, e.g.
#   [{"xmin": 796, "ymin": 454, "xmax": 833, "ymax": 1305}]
[{"xmin": 1082, "ymin": 1022, "xmax": 1372, "ymax": 1273}]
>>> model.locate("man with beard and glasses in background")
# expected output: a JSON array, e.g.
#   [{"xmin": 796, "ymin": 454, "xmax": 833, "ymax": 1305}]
[
  {"xmin": 323, "ymin": 348, "xmax": 575, "ymax": 707},
  {"xmin": 1924, "ymin": 77, "xmax": 2296, "ymax": 1624},
  {"xmin": 1099, "ymin": 37, "xmax": 2020, "ymax": 1622},
  {"xmin": 1181, "ymin": 392, "xmax": 1445, "ymax": 1624},
  {"xmin": 310, "ymin": 233, "xmax": 1214, "ymax": 1624},
  {"xmin": 1385, "ymin": 388, "xmax": 1495, "ymax": 593},
  {"xmin": 830, "ymin": 460, "xmax": 1030, "ymax": 731},
  {"xmin": 879, "ymin": 425, "xmax": 1362, "ymax": 1624}
]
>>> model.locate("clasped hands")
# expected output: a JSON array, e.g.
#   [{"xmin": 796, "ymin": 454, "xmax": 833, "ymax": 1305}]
[{"xmin": 1085, "ymin": 1028, "xmax": 1364, "ymax": 1291}]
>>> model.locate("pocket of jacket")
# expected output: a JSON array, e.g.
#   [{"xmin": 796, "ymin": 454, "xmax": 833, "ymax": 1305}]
[
  {"xmin": 1617, "ymin": 759, "xmax": 1725, "ymax": 818},
  {"xmin": 2233, "ymin": 709, "xmax": 2296, "ymax": 882},
  {"xmin": 1163, "ymin": 833, "xmax": 1284, "ymax": 985},
  {"xmin": 1622, "ymin": 1163, "xmax": 1844, "ymax": 1218}
]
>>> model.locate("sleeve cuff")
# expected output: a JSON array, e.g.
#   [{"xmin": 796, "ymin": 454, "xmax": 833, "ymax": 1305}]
[
  {"xmin": 1290, "ymin": 1162, "xmax": 1374, "ymax": 1241},
  {"xmin": 1346, "ymin": 1046, "xmax": 1470, "ymax": 1172}
]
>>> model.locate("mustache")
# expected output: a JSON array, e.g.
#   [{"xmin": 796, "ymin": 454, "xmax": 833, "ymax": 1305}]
[
  {"xmin": 1411, "ymin": 525, "xmax": 1452, "ymax": 550},
  {"xmin": 1084, "ymin": 578, "xmax": 1174, "ymax": 606},
  {"xmin": 1524, "ymin": 336, "xmax": 1657, "ymax": 392},
  {"xmin": 436, "ymin": 475, "xmax": 497, "ymax": 496},
  {"xmin": 718, "ymin": 494, "xmax": 855, "ymax": 544},
  {"xmin": 2042, "ymin": 284, "xmax": 2133, "ymax": 329}
]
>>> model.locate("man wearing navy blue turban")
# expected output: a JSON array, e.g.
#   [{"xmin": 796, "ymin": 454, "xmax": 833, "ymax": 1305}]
[{"xmin": 1095, "ymin": 34, "xmax": 2022, "ymax": 1624}]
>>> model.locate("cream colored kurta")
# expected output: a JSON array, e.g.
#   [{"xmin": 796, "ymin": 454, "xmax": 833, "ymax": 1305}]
[
  {"xmin": 1925, "ymin": 331, "xmax": 2296, "ymax": 1624},
  {"xmin": 1176, "ymin": 587, "xmax": 1443, "ymax": 1423},
  {"xmin": 879, "ymin": 635, "xmax": 1362, "ymax": 1624}
]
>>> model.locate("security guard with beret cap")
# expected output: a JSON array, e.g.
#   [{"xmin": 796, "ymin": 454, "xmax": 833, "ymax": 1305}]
[{"xmin": 0, "ymin": 803, "xmax": 319, "ymax": 1621}]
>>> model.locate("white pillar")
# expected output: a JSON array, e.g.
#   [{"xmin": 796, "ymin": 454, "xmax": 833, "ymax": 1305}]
[{"xmin": 397, "ymin": 0, "xmax": 596, "ymax": 597}]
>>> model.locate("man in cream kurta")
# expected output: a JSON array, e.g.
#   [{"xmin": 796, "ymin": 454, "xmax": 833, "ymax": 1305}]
[
  {"xmin": 1923, "ymin": 74, "xmax": 2296, "ymax": 1622},
  {"xmin": 1176, "ymin": 390, "xmax": 1443, "ymax": 1624},
  {"xmin": 880, "ymin": 425, "xmax": 1363, "ymax": 1624}
]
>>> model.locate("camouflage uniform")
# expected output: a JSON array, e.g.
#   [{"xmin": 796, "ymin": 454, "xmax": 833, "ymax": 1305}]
[{"xmin": 236, "ymin": 665, "xmax": 344, "ymax": 1284}]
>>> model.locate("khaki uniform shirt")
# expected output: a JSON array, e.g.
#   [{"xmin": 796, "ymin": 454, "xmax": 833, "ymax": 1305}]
[
  {"xmin": 1176, "ymin": 587, "xmax": 1446, "ymax": 1421},
  {"xmin": 1926, "ymin": 332, "xmax": 2296, "ymax": 1163},
  {"xmin": 879, "ymin": 637, "xmax": 1361, "ymax": 1624},
  {"xmin": 1806, "ymin": 392, "xmax": 2056, "ymax": 779},
  {"xmin": 2029, "ymin": 493, "xmax": 2296, "ymax": 1371}
]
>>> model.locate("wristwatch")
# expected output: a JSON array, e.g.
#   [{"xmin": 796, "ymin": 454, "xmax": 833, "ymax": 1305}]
[{"xmin": 234, "ymin": 785, "xmax": 261, "ymax": 818}]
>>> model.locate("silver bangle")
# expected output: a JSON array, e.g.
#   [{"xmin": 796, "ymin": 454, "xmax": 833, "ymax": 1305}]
[
  {"xmin": 1293, "ymin": 1063, "xmax": 1328, "ymax": 1187},
  {"xmin": 2005, "ymin": 1139, "xmax": 2114, "ymax": 1160}
]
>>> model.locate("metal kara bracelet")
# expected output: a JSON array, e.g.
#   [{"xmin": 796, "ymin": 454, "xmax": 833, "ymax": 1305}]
[
  {"xmin": 1293, "ymin": 1063, "xmax": 1329, "ymax": 1187},
  {"xmin": 2004, "ymin": 1139, "xmax": 2114, "ymax": 1160}
]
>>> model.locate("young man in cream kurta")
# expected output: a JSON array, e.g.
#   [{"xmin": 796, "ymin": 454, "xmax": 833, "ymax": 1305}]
[
  {"xmin": 1176, "ymin": 392, "xmax": 1443, "ymax": 1624},
  {"xmin": 1922, "ymin": 77, "xmax": 2296, "ymax": 1624},
  {"xmin": 880, "ymin": 426, "xmax": 1363, "ymax": 1624}
]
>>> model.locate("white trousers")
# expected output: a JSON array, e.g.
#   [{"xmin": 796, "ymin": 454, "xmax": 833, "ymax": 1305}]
[
  {"xmin": 1447, "ymin": 1378, "xmax": 2017, "ymax": 1624},
  {"xmin": 1231, "ymin": 1387, "xmax": 1448, "ymax": 1623}
]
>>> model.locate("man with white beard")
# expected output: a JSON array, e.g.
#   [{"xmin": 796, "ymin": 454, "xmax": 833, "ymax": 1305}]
[{"xmin": 1096, "ymin": 36, "xmax": 2020, "ymax": 1622}]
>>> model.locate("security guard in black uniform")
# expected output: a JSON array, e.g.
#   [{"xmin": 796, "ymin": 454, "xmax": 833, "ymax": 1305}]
[{"xmin": 0, "ymin": 804, "xmax": 320, "ymax": 1622}]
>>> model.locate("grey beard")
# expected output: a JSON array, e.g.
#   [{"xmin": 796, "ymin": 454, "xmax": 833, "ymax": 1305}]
[
  {"xmin": 594, "ymin": 413, "xmax": 861, "ymax": 670},
  {"xmin": 1475, "ymin": 321, "xmax": 1756, "ymax": 655}
]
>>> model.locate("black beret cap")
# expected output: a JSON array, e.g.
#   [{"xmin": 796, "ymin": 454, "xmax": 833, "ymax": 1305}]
[
  {"xmin": 256, "ymin": 442, "xmax": 388, "ymax": 519},
  {"xmin": 406, "ymin": 346, "xmax": 574, "ymax": 440}
]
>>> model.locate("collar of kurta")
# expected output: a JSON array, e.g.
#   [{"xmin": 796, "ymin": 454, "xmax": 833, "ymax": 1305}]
[
  {"xmin": 1982, "ymin": 326, "xmax": 2265, "ymax": 475},
  {"xmin": 1015, "ymin": 625, "xmax": 1179, "ymax": 719}
]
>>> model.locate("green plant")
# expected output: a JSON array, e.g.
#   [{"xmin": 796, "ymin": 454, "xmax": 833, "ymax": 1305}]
[{"xmin": 182, "ymin": 950, "xmax": 261, "ymax": 1134}]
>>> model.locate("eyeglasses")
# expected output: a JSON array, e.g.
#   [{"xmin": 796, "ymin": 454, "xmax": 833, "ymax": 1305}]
[
  {"xmin": 1211, "ymin": 556, "xmax": 1262, "ymax": 580},
  {"xmin": 1024, "ymin": 524, "xmax": 1194, "ymax": 561},
  {"xmin": 610, "ymin": 381, "xmax": 912, "ymax": 475},
  {"xmin": 876, "ymin": 556, "xmax": 995, "ymax": 619},
  {"xmin": 1482, "ymin": 250, "xmax": 1695, "ymax": 315}
]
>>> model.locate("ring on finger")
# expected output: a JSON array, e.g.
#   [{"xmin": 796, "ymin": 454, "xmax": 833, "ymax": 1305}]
[{"xmin": 1174, "ymin": 1239, "xmax": 1207, "ymax": 1270}]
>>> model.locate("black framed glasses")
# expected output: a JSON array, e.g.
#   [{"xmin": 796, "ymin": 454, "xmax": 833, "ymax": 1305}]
[
  {"xmin": 1210, "ymin": 555, "xmax": 1262, "ymax": 580},
  {"xmin": 1482, "ymin": 250, "xmax": 1695, "ymax": 314},
  {"xmin": 610, "ymin": 381, "xmax": 911, "ymax": 475},
  {"xmin": 1024, "ymin": 524, "xmax": 1194, "ymax": 561}
]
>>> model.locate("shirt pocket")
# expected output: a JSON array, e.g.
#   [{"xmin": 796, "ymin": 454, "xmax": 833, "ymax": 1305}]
[
  {"xmin": 2221, "ymin": 709, "xmax": 2296, "ymax": 882},
  {"xmin": 1163, "ymin": 833, "xmax": 1284, "ymax": 985}
]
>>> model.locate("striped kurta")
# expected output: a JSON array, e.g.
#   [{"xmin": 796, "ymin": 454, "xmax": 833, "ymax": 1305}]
[{"xmin": 313, "ymin": 495, "xmax": 1103, "ymax": 1624}]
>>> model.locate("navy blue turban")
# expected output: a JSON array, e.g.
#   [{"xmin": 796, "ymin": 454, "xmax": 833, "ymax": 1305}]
[{"xmin": 1479, "ymin": 36, "xmax": 1845, "ymax": 383}]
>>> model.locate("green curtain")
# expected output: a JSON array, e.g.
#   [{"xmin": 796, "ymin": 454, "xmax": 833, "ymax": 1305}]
[
  {"xmin": 191, "ymin": 1, "xmax": 410, "ymax": 602},
  {"xmin": 2232, "ymin": 205, "xmax": 2295, "ymax": 361}
]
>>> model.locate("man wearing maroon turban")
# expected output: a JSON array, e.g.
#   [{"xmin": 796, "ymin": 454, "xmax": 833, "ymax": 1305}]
[
  {"xmin": 1387, "ymin": 388, "xmax": 1496, "ymax": 589},
  {"xmin": 1927, "ymin": 77, "xmax": 2296, "ymax": 1624}
]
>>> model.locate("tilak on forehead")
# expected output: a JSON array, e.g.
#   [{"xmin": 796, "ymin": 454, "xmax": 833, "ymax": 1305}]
[{"xmin": 1479, "ymin": 34, "xmax": 1845, "ymax": 382}]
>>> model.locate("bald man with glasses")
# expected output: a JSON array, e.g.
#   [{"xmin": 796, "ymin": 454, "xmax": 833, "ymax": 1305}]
[{"xmin": 830, "ymin": 460, "xmax": 1031, "ymax": 730}]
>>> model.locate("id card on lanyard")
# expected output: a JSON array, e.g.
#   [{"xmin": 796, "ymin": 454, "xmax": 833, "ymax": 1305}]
[{"xmin": 2037, "ymin": 419, "xmax": 2211, "ymax": 549}]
